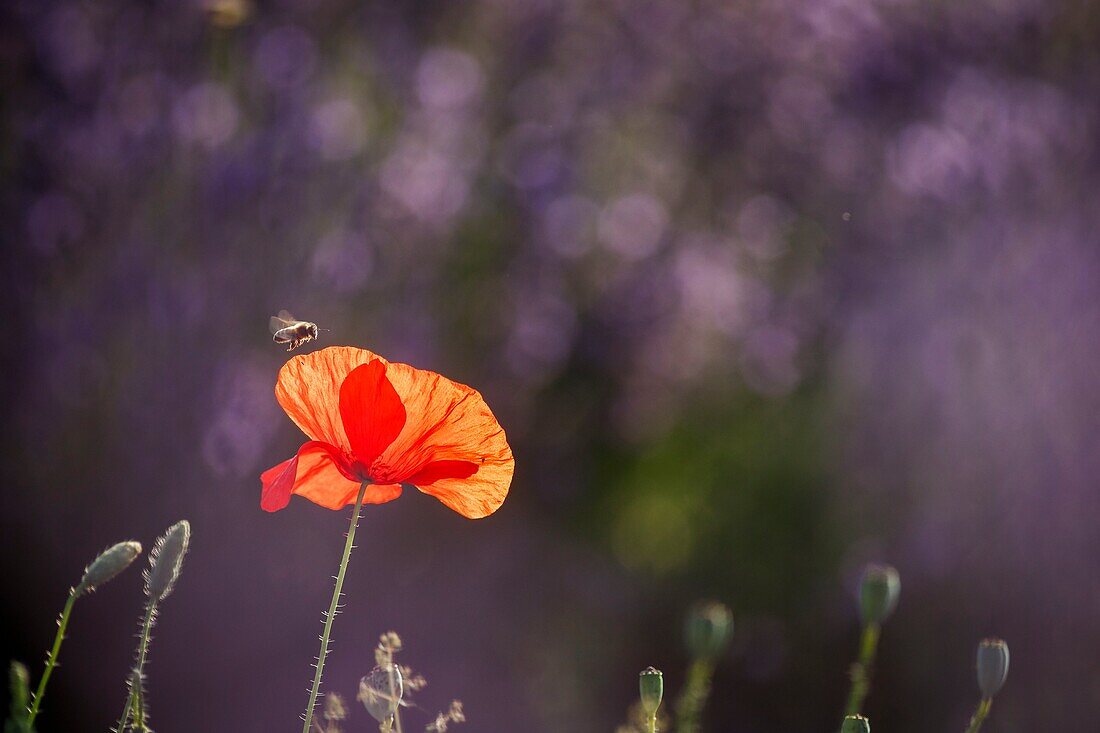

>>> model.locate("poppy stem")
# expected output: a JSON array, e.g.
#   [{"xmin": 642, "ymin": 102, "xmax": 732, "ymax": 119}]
[
  {"xmin": 844, "ymin": 622, "xmax": 880, "ymax": 717},
  {"xmin": 116, "ymin": 600, "xmax": 157, "ymax": 732},
  {"xmin": 27, "ymin": 585, "xmax": 79, "ymax": 725},
  {"xmin": 302, "ymin": 481, "xmax": 369, "ymax": 733},
  {"xmin": 964, "ymin": 697, "xmax": 993, "ymax": 733}
]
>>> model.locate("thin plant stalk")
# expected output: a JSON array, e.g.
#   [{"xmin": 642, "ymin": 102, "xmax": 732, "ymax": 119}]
[
  {"xmin": 116, "ymin": 601, "xmax": 157, "ymax": 732},
  {"xmin": 675, "ymin": 658, "xmax": 716, "ymax": 733},
  {"xmin": 844, "ymin": 622, "xmax": 880, "ymax": 716},
  {"xmin": 27, "ymin": 586, "xmax": 79, "ymax": 725},
  {"xmin": 302, "ymin": 481, "xmax": 369, "ymax": 733},
  {"xmin": 389, "ymin": 664, "xmax": 403, "ymax": 733},
  {"xmin": 645, "ymin": 712, "xmax": 656, "ymax": 733},
  {"xmin": 964, "ymin": 697, "xmax": 993, "ymax": 733}
]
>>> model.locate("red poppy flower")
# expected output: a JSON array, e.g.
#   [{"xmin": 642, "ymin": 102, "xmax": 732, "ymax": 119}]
[{"xmin": 260, "ymin": 346, "xmax": 513, "ymax": 518}]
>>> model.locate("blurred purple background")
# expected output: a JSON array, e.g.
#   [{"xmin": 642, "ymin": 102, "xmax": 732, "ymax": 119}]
[{"xmin": 2, "ymin": 0, "xmax": 1099, "ymax": 730}]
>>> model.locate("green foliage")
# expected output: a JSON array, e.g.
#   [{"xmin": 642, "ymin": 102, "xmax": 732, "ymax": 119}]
[{"xmin": 5, "ymin": 661, "xmax": 33, "ymax": 733}]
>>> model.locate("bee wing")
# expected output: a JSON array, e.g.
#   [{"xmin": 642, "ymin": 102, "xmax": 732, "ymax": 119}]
[{"xmin": 269, "ymin": 312, "xmax": 297, "ymax": 334}]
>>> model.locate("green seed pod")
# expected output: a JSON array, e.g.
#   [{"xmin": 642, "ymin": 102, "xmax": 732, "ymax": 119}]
[
  {"xmin": 976, "ymin": 638, "xmax": 1009, "ymax": 698},
  {"xmin": 638, "ymin": 666, "xmax": 664, "ymax": 717},
  {"xmin": 684, "ymin": 601, "xmax": 734, "ymax": 660},
  {"xmin": 8, "ymin": 660, "xmax": 30, "ymax": 720},
  {"xmin": 79, "ymin": 541, "xmax": 142, "ymax": 594},
  {"xmin": 145, "ymin": 521, "xmax": 191, "ymax": 603},
  {"xmin": 841, "ymin": 714, "xmax": 871, "ymax": 733},
  {"xmin": 858, "ymin": 564, "xmax": 900, "ymax": 625}
]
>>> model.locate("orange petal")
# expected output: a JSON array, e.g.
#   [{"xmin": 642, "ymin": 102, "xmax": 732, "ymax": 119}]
[
  {"xmin": 274, "ymin": 346, "xmax": 383, "ymax": 451},
  {"xmin": 372, "ymin": 361, "xmax": 514, "ymax": 518},
  {"xmin": 339, "ymin": 360, "xmax": 407, "ymax": 467},
  {"xmin": 260, "ymin": 441, "xmax": 402, "ymax": 511}
]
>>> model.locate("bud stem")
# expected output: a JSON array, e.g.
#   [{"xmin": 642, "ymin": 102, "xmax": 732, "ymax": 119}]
[
  {"xmin": 844, "ymin": 622, "xmax": 880, "ymax": 716},
  {"xmin": 963, "ymin": 697, "xmax": 992, "ymax": 733},
  {"xmin": 675, "ymin": 658, "xmax": 715, "ymax": 733},
  {"xmin": 302, "ymin": 481, "xmax": 370, "ymax": 733},
  {"xmin": 117, "ymin": 600, "xmax": 157, "ymax": 732},
  {"xmin": 27, "ymin": 586, "xmax": 79, "ymax": 725}
]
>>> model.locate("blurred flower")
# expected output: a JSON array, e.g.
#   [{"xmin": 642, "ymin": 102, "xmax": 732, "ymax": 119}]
[
  {"xmin": 260, "ymin": 346, "xmax": 514, "ymax": 517},
  {"xmin": 308, "ymin": 98, "xmax": 368, "ymax": 161},
  {"xmin": 253, "ymin": 25, "xmax": 317, "ymax": 90},
  {"xmin": 416, "ymin": 49, "xmax": 485, "ymax": 110},
  {"xmin": 203, "ymin": 0, "xmax": 253, "ymax": 29},
  {"xmin": 684, "ymin": 601, "xmax": 734, "ymax": 660},
  {"xmin": 598, "ymin": 194, "xmax": 668, "ymax": 261},
  {"xmin": 172, "ymin": 82, "xmax": 239, "ymax": 149}
]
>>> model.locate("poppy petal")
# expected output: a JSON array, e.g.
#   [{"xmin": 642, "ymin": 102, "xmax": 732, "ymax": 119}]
[
  {"xmin": 274, "ymin": 347, "xmax": 382, "ymax": 451},
  {"xmin": 260, "ymin": 441, "xmax": 403, "ymax": 511},
  {"xmin": 372, "ymin": 362, "xmax": 514, "ymax": 518},
  {"xmin": 405, "ymin": 460, "xmax": 479, "ymax": 485},
  {"xmin": 339, "ymin": 360, "xmax": 407, "ymax": 468}
]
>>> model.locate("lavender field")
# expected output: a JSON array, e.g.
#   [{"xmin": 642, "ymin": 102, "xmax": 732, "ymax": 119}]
[{"xmin": 2, "ymin": 0, "xmax": 1099, "ymax": 730}]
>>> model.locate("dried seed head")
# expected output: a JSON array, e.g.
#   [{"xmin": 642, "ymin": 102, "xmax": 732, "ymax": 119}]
[
  {"xmin": 323, "ymin": 692, "xmax": 348, "ymax": 721},
  {"xmin": 638, "ymin": 667, "xmax": 664, "ymax": 717},
  {"xmin": 976, "ymin": 638, "xmax": 1010, "ymax": 699},
  {"xmin": 684, "ymin": 601, "xmax": 734, "ymax": 660},
  {"xmin": 79, "ymin": 541, "xmax": 142, "ymax": 594},
  {"xmin": 858, "ymin": 564, "xmax": 900, "ymax": 625},
  {"xmin": 358, "ymin": 663, "xmax": 403, "ymax": 723},
  {"xmin": 841, "ymin": 714, "xmax": 871, "ymax": 733},
  {"xmin": 145, "ymin": 520, "xmax": 191, "ymax": 602}
]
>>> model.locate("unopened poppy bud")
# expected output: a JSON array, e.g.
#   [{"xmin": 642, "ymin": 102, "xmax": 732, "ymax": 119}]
[
  {"xmin": 145, "ymin": 520, "xmax": 191, "ymax": 603},
  {"xmin": 9, "ymin": 660, "xmax": 30, "ymax": 717},
  {"xmin": 79, "ymin": 541, "xmax": 142, "ymax": 594},
  {"xmin": 976, "ymin": 638, "xmax": 1009, "ymax": 698},
  {"xmin": 841, "ymin": 714, "xmax": 870, "ymax": 733},
  {"xmin": 858, "ymin": 564, "xmax": 900, "ymax": 625},
  {"xmin": 684, "ymin": 601, "xmax": 734, "ymax": 660},
  {"xmin": 638, "ymin": 666, "xmax": 663, "ymax": 717}
]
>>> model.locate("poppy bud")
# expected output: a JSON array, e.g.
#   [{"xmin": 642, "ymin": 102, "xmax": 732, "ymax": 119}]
[
  {"xmin": 79, "ymin": 541, "xmax": 142, "ymax": 594},
  {"xmin": 684, "ymin": 601, "xmax": 734, "ymax": 660},
  {"xmin": 145, "ymin": 521, "xmax": 191, "ymax": 603},
  {"xmin": 858, "ymin": 564, "xmax": 900, "ymax": 625},
  {"xmin": 359, "ymin": 663, "xmax": 403, "ymax": 723},
  {"xmin": 841, "ymin": 714, "xmax": 870, "ymax": 733},
  {"xmin": 8, "ymin": 660, "xmax": 30, "ymax": 719},
  {"xmin": 976, "ymin": 638, "xmax": 1009, "ymax": 698},
  {"xmin": 638, "ymin": 666, "xmax": 663, "ymax": 717}
]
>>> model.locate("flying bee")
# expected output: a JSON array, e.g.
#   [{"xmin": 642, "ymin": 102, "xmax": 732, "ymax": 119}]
[{"xmin": 269, "ymin": 310, "xmax": 321, "ymax": 352}]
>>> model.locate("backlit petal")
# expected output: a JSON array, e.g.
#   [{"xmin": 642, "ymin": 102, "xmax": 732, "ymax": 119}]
[
  {"xmin": 339, "ymin": 360, "xmax": 406, "ymax": 467},
  {"xmin": 260, "ymin": 440, "xmax": 402, "ymax": 511},
  {"xmin": 274, "ymin": 346, "xmax": 382, "ymax": 450},
  {"xmin": 373, "ymin": 361, "xmax": 514, "ymax": 518}
]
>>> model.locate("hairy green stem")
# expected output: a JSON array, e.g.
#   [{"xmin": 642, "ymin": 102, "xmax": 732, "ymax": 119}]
[
  {"xmin": 27, "ymin": 586, "xmax": 79, "ymax": 724},
  {"xmin": 302, "ymin": 481, "xmax": 369, "ymax": 733},
  {"xmin": 646, "ymin": 712, "xmax": 657, "ymax": 733},
  {"xmin": 844, "ymin": 622, "xmax": 880, "ymax": 716},
  {"xmin": 964, "ymin": 697, "xmax": 992, "ymax": 733},
  {"xmin": 675, "ymin": 658, "xmax": 715, "ymax": 733},
  {"xmin": 117, "ymin": 601, "xmax": 157, "ymax": 732}
]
